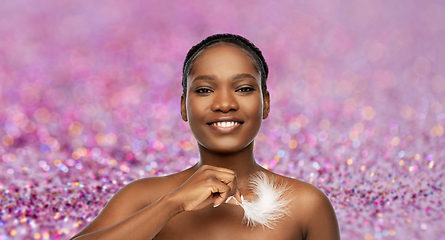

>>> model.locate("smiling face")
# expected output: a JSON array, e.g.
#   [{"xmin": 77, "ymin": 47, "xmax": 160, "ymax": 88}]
[{"xmin": 181, "ymin": 43, "xmax": 270, "ymax": 154}]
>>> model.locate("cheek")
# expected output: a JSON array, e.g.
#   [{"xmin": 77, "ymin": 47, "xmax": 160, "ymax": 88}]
[
  {"xmin": 186, "ymin": 96, "xmax": 208, "ymax": 121},
  {"xmin": 244, "ymin": 96, "xmax": 263, "ymax": 118}
]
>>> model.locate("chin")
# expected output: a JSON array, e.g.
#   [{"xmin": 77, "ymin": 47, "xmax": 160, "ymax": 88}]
[{"xmin": 199, "ymin": 140, "xmax": 253, "ymax": 155}]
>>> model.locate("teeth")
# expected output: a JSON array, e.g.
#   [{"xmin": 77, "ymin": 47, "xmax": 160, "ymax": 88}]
[{"xmin": 212, "ymin": 121, "xmax": 239, "ymax": 127}]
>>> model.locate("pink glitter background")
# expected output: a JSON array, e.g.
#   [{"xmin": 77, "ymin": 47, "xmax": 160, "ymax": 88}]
[{"xmin": 1, "ymin": 0, "xmax": 445, "ymax": 239}]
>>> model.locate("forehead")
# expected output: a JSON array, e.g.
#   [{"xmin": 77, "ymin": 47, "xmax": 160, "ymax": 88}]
[{"xmin": 189, "ymin": 43, "xmax": 259, "ymax": 77}]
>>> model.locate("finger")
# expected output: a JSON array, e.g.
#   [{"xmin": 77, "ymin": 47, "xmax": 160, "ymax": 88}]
[
  {"xmin": 225, "ymin": 195, "xmax": 240, "ymax": 205},
  {"xmin": 211, "ymin": 184, "xmax": 230, "ymax": 207},
  {"xmin": 210, "ymin": 171, "xmax": 237, "ymax": 189},
  {"xmin": 212, "ymin": 171, "xmax": 240, "ymax": 203},
  {"xmin": 201, "ymin": 165, "xmax": 236, "ymax": 175}
]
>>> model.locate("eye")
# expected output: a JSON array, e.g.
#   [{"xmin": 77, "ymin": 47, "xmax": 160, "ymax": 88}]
[
  {"xmin": 195, "ymin": 88, "xmax": 212, "ymax": 94},
  {"xmin": 237, "ymin": 87, "xmax": 255, "ymax": 93}
]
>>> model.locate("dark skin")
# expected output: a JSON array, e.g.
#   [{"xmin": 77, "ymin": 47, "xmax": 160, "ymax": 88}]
[{"xmin": 71, "ymin": 43, "xmax": 340, "ymax": 240}]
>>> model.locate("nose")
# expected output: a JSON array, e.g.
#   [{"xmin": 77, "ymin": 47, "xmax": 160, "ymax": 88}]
[{"xmin": 211, "ymin": 90, "xmax": 239, "ymax": 113}]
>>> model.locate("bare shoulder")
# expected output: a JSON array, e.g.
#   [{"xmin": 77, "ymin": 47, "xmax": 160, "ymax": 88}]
[
  {"xmin": 280, "ymin": 175, "xmax": 329, "ymax": 208},
  {"xmin": 120, "ymin": 172, "xmax": 187, "ymax": 205},
  {"xmin": 265, "ymin": 171, "xmax": 340, "ymax": 239},
  {"xmin": 72, "ymin": 168, "xmax": 193, "ymax": 238},
  {"xmin": 265, "ymin": 171, "xmax": 328, "ymax": 205},
  {"xmin": 106, "ymin": 168, "xmax": 194, "ymax": 213}
]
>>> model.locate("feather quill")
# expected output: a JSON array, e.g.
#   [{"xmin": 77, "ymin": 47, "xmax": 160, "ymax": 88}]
[{"xmin": 238, "ymin": 172, "xmax": 292, "ymax": 229}]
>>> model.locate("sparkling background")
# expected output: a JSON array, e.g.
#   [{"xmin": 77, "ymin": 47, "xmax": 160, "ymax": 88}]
[{"xmin": 1, "ymin": 0, "xmax": 445, "ymax": 239}]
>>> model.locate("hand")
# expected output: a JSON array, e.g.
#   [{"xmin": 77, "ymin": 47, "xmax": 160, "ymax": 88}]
[{"xmin": 169, "ymin": 165, "xmax": 243, "ymax": 212}]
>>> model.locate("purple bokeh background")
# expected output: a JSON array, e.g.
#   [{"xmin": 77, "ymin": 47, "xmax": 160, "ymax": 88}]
[{"xmin": 1, "ymin": 0, "xmax": 445, "ymax": 239}]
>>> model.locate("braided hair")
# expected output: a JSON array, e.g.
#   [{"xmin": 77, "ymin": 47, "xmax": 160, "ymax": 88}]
[{"xmin": 182, "ymin": 33, "xmax": 269, "ymax": 96}]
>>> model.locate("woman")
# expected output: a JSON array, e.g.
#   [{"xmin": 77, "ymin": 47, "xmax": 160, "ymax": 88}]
[{"xmin": 71, "ymin": 33, "xmax": 340, "ymax": 240}]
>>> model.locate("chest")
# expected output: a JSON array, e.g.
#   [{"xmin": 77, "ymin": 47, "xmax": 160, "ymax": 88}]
[{"xmin": 153, "ymin": 204, "xmax": 302, "ymax": 240}]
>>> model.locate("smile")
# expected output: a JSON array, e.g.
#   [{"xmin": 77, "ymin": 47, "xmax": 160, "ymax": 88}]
[
  {"xmin": 210, "ymin": 121, "xmax": 241, "ymax": 127},
  {"xmin": 207, "ymin": 120, "xmax": 244, "ymax": 133}
]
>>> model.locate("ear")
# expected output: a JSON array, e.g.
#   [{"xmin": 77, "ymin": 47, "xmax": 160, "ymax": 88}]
[
  {"xmin": 262, "ymin": 91, "xmax": 270, "ymax": 119},
  {"xmin": 180, "ymin": 94, "xmax": 188, "ymax": 122}
]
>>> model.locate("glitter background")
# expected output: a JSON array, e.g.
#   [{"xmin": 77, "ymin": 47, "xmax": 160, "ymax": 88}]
[{"xmin": 1, "ymin": 0, "xmax": 445, "ymax": 239}]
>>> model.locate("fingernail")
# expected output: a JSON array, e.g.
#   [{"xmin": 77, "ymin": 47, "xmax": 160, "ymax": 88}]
[
  {"xmin": 225, "ymin": 196, "xmax": 234, "ymax": 203},
  {"xmin": 214, "ymin": 203, "xmax": 221, "ymax": 208}
]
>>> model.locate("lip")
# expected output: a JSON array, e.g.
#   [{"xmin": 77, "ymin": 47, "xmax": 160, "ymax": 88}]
[{"xmin": 206, "ymin": 117, "xmax": 244, "ymax": 134}]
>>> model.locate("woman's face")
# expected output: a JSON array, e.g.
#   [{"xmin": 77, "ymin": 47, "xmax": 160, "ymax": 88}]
[{"xmin": 181, "ymin": 43, "xmax": 270, "ymax": 154}]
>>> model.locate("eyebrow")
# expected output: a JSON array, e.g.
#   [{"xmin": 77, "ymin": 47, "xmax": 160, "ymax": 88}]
[
  {"xmin": 233, "ymin": 73, "xmax": 257, "ymax": 81},
  {"xmin": 192, "ymin": 75, "xmax": 215, "ymax": 82},
  {"xmin": 192, "ymin": 73, "xmax": 257, "ymax": 83}
]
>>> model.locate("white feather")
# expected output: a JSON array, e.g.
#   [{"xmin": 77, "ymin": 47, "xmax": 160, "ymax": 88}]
[{"xmin": 238, "ymin": 172, "xmax": 292, "ymax": 229}]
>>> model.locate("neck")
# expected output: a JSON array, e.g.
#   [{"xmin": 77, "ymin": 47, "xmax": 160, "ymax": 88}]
[{"xmin": 193, "ymin": 142, "xmax": 261, "ymax": 188}]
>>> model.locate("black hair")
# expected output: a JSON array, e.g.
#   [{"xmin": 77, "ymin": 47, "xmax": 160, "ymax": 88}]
[{"xmin": 182, "ymin": 33, "xmax": 269, "ymax": 96}]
